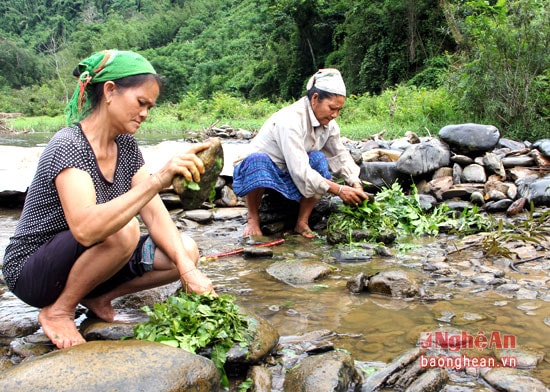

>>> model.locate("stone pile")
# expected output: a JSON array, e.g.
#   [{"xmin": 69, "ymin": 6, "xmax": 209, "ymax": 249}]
[{"xmin": 353, "ymin": 123, "xmax": 549, "ymax": 213}]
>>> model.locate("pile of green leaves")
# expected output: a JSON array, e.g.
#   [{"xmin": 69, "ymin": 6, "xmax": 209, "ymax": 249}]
[
  {"xmin": 327, "ymin": 182, "xmax": 493, "ymax": 244},
  {"xmin": 133, "ymin": 292, "xmax": 249, "ymax": 388}
]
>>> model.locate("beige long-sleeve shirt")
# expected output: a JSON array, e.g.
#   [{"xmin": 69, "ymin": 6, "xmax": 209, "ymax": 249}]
[{"xmin": 248, "ymin": 96, "xmax": 360, "ymax": 198}]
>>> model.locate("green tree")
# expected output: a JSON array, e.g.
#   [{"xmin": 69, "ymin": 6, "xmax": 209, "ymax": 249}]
[
  {"xmin": 335, "ymin": 0, "xmax": 455, "ymax": 94},
  {"xmin": 446, "ymin": 0, "xmax": 549, "ymax": 140}
]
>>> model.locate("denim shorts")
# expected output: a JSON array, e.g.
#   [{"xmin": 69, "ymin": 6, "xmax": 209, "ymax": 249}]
[{"xmin": 12, "ymin": 231, "xmax": 154, "ymax": 308}]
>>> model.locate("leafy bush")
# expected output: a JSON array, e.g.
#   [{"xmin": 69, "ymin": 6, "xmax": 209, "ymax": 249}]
[{"xmin": 446, "ymin": 0, "xmax": 549, "ymax": 141}]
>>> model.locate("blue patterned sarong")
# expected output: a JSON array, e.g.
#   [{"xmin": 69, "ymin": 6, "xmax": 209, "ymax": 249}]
[{"xmin": 232, "ymin": 151, "xmax": 331, "ymax": 201}]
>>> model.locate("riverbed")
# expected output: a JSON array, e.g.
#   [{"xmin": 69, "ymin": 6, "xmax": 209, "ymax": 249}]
[{"xmin": 0, "ymin": 133, "xmax": 549, "ymax": 388}]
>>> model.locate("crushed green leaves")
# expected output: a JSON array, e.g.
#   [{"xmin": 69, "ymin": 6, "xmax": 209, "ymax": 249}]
[
  {"xmin": 133, "ymin": 292, "xmax": 249, "ymax": 389},
  {"xmin": 327, "ymin": 182, "xmax": 493, "ymax": 244}
]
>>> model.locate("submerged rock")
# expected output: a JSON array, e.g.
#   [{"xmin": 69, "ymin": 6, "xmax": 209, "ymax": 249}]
[{"xmin": 266, "ymin": 259, "xmax": 333, "ymax": 285}]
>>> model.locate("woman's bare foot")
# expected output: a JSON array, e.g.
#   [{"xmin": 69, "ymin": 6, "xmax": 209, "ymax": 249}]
[
  {"xmin": 242, "ymin": 220, "xmax": 262, "ymax": 237},
  {"xmin": 38, "ymin": 306, "xmax": 86, "ymax": 349},
  {"xmin": 294, "ymin": 224, "xmax": 317, "ymax": 239},
  {"xmin": 80, "ymin": 296, "xmax": 116, "ymax": 322}
]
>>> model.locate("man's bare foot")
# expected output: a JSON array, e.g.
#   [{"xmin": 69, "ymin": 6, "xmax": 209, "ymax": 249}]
[
  {"xmin": 38, "ymin": 306, "xmax": 86, "ymax": 349},
  {"xmin": 242, "ymin": 221, "xmax": 262, "ymax": 237},
  {"xmin": 80, "ymin": 297, "xmax": 116, "ymax": 322},
  {"xmin": 294, "ymin": 225, "xmax": 317, "ymax": 239}
]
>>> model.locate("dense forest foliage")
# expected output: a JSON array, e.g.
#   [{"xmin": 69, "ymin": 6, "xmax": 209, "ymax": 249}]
[{"xmin": 0, "ymin": 0, "xmax": 548, "ymax": 140}]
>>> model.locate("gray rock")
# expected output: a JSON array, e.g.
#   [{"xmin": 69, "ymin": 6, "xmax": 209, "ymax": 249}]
[
  {"xmin": 266, "ymin": 259, "xmax": 333, "ymax": 286},
  {"xmin": 332, "ymin": 247, "xmax": 373, "ymax": 262},
  {"xmin": 481, "ymin": 367, "xmax": 549, "ymax": 392},
  {"xmin": 0, "ymin": 291, "xmax": 40, "ymax": 338},
  {"xmin": 247, "ymin": 365, "xmax": 272, "ymax": 392},
  {"xmin": 366, "ymin": 270, "xmax": 419, "ymax": 298},
  {"xmin": 182, "ymin": 208, "xmax": 213, "ymax": 223},
  {"xmin": 461, "ymin": 164, "xmax": 487, "ymax": 183},
  {"xmin": 0, "ymin": 340, "xmax": 221, "ymax": 392},
  {"xmin": 485, "ymin": 199, "xmax": 513, "ymax": 212},
  {"xmin": 533, "ymin": 138, "xmax": 550, "ymax": 157},
  {"xmin": 470, "ymin": 191, "xmax": 485, "ymax": 206},
  {"xmin": 502, "ymin": 155, "xmax": 535, "ymax": 167},
  {"xmin": 283, "ymin": 350, "xmax": 358, "ymax": 392},
  {"xmin": 362, "ymin": 348, "xmax": 422, "ymax": 392},
  {"xmin": 404, "ymin": 368, "xmax": 449, "ymax": 392},
  {"xmin": 486, "ymin": 189, "xmax": 507, "ymax": 200},
  {"xmin": 396, "ymin": 140, "xmax": 450, "ymax": 175},
  {"xmin": 418, "ymin": 193, "xmax": 438, "ymax": 211},
  {"xmin": 212, "ymin": 207, "xmax": 247, "ymax": 220},
  {"xmin": 516, "ymin": 175, "xmax": 550, "ymax": 206},
  {"xmin": 439, "ymin": 123, "xmax": 500, "ymax": 153},
  {"xmin": 243, "ymin": 246, "xmax": 273, "ymax": 258},
  {"xmin": 483, "ymin": 152, "xmax": 506, "ymax": 177},
  {"xmin": 451, "ymin": 154, "xmax": 474, "ymax": 165},
  {"xmin": 359, "ymin": 161, "xmax": 406, "ymax": 193},
  {"xmin": 347, "ymin": 272, "xmax": 367, "ymax": 293},
  {"xmin": 225, "ymin": 309, "xmax": 280, "ymax": 365},
  {"xmin": 494, "ymin": 348, "xmax": 545, "ymax": 369},
  {"xmin": 452, "ymin": 162, "xmax": 463, "ymax": 184},
  {"xmin": 216, "ymin": 185, "xmax": 238, "ymax": 207},
  {"xmin": 498, "ymin": 138, "xmax": 527, "ymax": 151}
]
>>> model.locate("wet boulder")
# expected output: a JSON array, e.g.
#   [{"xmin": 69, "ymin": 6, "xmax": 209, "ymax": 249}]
[
  {"xmin": 282, "ymin": 350, "xmax": 359, "ymax": 392},
  {"xmin": 439, "ymin": 123, "xmax": 500, "ymax": 154},
  {"xmin": 225, "ymin": 308, "xmax": 280, "ymax": 365},
  {"xmin": 366, "ymin": 270, "xmax": 419, "ymax": 298},
  {"xmin": 0, "ymin": 340, "xmax": 220, "ymax": 391}
]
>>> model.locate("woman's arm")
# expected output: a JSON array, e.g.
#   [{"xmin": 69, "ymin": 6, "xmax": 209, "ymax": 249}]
[
  {"xmin": 136, "ymin": 167, "xmax": 214, "ymax": 294},
  {"xmin": 56, "ymin": 141, "xmax": 211, "ymax": 247}
]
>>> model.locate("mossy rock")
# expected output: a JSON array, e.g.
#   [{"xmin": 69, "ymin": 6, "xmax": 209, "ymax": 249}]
[{"xmin": 172, "ymin": 138, "xmax": 224, "ymax": 209}]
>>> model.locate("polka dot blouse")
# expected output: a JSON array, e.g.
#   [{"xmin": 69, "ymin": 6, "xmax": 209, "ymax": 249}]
[{"xmin": 2, "ymin": 124, "xmax": 144, "ymax": 291}]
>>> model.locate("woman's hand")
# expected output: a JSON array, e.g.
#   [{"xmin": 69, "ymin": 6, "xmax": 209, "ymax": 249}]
[
  {"xmin": 154, "ymin": 141, "xmax": 213, "ymax": 188},
  {"xmin": 337, "ymin": 184, "xmax": 369, "ymax": 205},
  {"xmin": 180, "ymin": 268, "xmax": 217, "ymax": 295}
]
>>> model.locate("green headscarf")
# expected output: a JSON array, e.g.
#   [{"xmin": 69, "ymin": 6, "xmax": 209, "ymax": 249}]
[{"xmin": 65, "ymin": 49, "xmax": 157, "ymax": 125}]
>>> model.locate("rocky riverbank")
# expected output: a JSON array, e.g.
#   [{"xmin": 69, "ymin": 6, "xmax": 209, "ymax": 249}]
[{"xmin": 0, "ymin": 123, "xmax": 548, "ymax": 391}]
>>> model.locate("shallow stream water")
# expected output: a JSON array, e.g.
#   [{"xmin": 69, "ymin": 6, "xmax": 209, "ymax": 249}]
[
  {"xmin": 186, "ymin": 219, "xmax": 550, "ymax": 385},
  {"xmin": 1, "ymin": 133, "xmax": 549, "ymax": 388}
]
